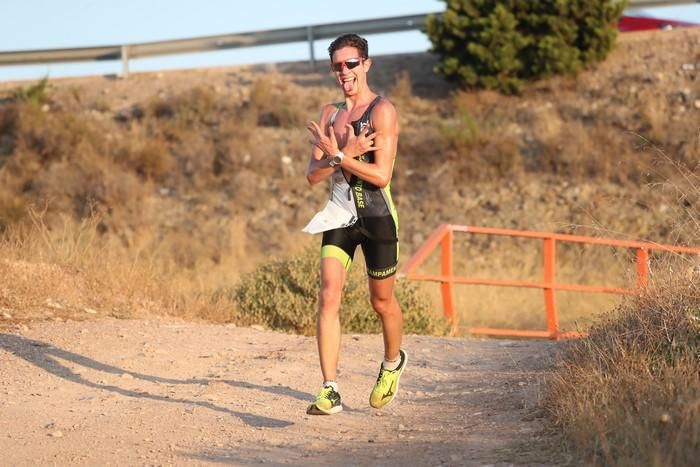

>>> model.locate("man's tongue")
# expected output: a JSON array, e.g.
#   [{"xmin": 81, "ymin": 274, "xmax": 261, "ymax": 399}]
[{"xmin": 343, "ymin": 78, "xmax": 355, "ymax": 93}]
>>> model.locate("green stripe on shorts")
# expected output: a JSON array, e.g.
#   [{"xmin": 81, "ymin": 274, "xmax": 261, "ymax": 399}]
[{"xmin": 321, "ymin": 245, "xmax": 352, "ymax": 271}]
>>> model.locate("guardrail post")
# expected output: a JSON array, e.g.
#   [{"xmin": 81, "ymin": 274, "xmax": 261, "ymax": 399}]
[
  {"xmin": 440, "ymin": 227, "xmax": 456, "ymax": 332},
  {"xmin": 306, "ymin": 26, "xmax": 315, "ymax": 66},
  {"xmin": 636, "ymin": 248, "xmax": 649, "ymax": 289},
  {"xmin": 120, "ymin": 45, "xmax": 130, "ymax": 79},
  {"xmin": 543, "ymin": 237, "xmax": 559, "ymax": 339}
]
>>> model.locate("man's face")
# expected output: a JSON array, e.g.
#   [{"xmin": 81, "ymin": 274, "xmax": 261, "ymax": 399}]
[{"xmin": 331, "ymin": 46, "xmax": 371, "ymax": 97}]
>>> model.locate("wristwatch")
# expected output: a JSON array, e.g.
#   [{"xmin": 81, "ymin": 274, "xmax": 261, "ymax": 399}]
[{"xmin": 328, "ymin": 151, "xmax": 344, "ymax": 168}]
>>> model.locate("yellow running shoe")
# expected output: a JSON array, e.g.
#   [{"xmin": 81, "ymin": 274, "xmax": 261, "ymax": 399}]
[
  {"xmin": 306, "ymin": 385, "xmax": 343, "ymax": 415},
  {"xmin": 369, "ymin": 349, "xmax": 407, "ymax": 409}
]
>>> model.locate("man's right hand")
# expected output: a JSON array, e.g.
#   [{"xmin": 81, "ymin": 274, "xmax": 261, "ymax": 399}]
[{"xmin": 341, "ymin": 124, "xmax": 381, "ymax": 159}]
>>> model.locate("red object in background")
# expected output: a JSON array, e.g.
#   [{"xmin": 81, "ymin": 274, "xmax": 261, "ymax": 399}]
[{"xmin": 618, "ymin": 15, "xmax": 698, "ymax": 32}]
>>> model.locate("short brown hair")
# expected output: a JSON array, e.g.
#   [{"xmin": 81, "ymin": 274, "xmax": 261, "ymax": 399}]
[{"xmin": 328, "ymin": 33, "xmax": 369, "ymax": 60}]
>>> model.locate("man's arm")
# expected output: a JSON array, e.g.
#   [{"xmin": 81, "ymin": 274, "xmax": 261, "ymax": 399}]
[
  {"xmin": 306, "ymin": 104, "xmax": 338, "ymax": 186},
  {"xmin": 339, "ymin": 99, "xmax": 399, "ymax": 188}
]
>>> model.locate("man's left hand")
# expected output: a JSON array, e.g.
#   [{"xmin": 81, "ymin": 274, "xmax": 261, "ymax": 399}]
[{"xmin": 307, "ymin": 121, "xmax": 340, "ymax": 157}]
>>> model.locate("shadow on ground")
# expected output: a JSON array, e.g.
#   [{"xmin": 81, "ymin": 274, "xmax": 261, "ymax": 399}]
[{"xmin": 0, "ymin": 333, "xmax": 299, "ymax": 428}]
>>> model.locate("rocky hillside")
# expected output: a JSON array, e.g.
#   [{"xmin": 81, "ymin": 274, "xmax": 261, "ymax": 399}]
[{"xmin": 0, "ymin": 27, "xmax": 698, "ymax": 326}]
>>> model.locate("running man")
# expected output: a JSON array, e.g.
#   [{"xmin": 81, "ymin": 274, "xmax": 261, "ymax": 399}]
[{"xmin": 304, "ymin": 33, "xmax": 406, "ymax": 415}]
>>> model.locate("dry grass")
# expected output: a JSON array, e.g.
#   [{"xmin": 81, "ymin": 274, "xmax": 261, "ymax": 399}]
[
  {"xmin": 0, "ymin": 208, "xmax": 239, "ymax": 327},
  {"xmin": 544, "ymin": 276, "xmax": 700, "ymax": 466},
  {"xmin": 543, "ymin": 145, "xmax": 700, "ymax": 466}
]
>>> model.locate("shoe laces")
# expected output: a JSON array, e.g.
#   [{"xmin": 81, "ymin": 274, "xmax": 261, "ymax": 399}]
[
  {"xmin": 375, "ymin": 368, "xmax": 394, "ymax": 390},
  {"xmin": 318, "ymin": 385, "xmax": 335, "ymax": 399}
]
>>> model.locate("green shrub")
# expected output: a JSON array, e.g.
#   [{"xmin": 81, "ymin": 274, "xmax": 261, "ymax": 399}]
[
  {"xmin": 0, "ymin": 104, "xmax": 18, "ymax": 162},
  {"xmin": 14, "ymin": 77, "xmax": 49, "ymax": 105},
  {"xmin": 227, "ymin": 245, "xmax": 446, "ymax": 335},
  {"xmin": 426, "ymin": 0, "xmax": 627, "ymax": 94},
  {"xmin": 438, "ymin": 100, "xmax": 481, "ymax": 154}
]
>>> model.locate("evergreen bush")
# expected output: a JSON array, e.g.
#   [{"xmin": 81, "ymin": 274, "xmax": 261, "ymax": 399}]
[
  {"xmin": 426, "ymin": 0, "xmax": 627, "ymax": 94},
  {"xmin": 228, "ymin": 246, "xmax": 446, "ymax": 335}
]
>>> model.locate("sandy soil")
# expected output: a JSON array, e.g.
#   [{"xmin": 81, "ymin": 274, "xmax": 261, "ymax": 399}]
[{"xmin": 0, "ymin": 318, "xmax": 565, "ymax": 466}]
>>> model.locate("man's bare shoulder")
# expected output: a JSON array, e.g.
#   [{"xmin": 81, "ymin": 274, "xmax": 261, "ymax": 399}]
[
  {"xmin": 371, "ymin": 97, "xmax": 398, "ymax": 129},
  {"xmin": 374, "ymin": 97, "xmax": 396, "ymax": 113},
  {"xmin": 318, "ymin": 102, "xmax": 342, "ymax": 121},
  {"xmin": 322, "ymin": 102, "xmax": 342, "ymax": 111}
]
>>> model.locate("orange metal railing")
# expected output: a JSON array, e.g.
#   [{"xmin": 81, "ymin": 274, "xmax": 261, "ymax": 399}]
[{"xmin": 399, "ymin": 224, "xmax": 700, "ymax": 339}]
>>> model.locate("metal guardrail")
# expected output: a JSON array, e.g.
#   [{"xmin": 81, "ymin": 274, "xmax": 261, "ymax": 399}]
[
  {"xmin": 0, "ymin": 0, "xmax": 697, "ymax": 78},
  {"xmin": 0, "ymin": 13, "xmax": 428, "ymax": 78}
]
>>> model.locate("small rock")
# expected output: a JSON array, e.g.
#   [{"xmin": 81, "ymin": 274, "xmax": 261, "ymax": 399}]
[
  {"xmin": 681, "ymin": 63, "xmax": 695, "ymax": 71},
  {"xmin": 45, "ymin": 298, "xmax": 64, "ymax": 309},
  {"xmin": 281, "ymin": 155, "xmax": 292, "ymax": 165},
  {"xmin": 120, "ymin": 373, "xmax": 134, "ymax": 380},
  {"xmin": 41, "ymin": 104, "xmax": 50, "ymax": 112},
  {"xmin": 83, "ymin": 307, "xmax": 98, "ymax": 315},
  {"xmin": 517, "ymin": 381, "xmax": 527, "ymax": 387},
  {"xmin": 1, "ymin": 312, "xmax": 11, "ymax": 319},
  {"xmin": 250, "ymin": 325, "xmax": 265, "ymax": 331},
  {"xmin": 694, "ymin": 100, "xmax": 700, "ymax": 109},
  {"xmin": 48, "ymin": 431, "xmax": 63, "ymax": 438}
]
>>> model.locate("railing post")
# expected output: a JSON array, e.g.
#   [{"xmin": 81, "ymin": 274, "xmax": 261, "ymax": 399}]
[
  {"xmin": 306, "ymin": 26, "xmax": 315, "ymax": 66},
  {"xmin": 440, "ymin": 227, "xmax": 456, "ymax": 332},
  {"xmin": 543, "ymin": 237, "xmax": 559, "ymax": 339},
  {"xmin": 636, "ymin": 248, "xmax": 649, "ymax": 289},
  {"xmin": 120, "ymin": 45, "xmax": 130, "ymax": 79}
]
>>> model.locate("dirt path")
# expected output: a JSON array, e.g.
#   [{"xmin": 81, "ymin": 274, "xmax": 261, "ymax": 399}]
[{"xmin": 0, "ymin": 319, "xmax": 563, "ymax": 466}]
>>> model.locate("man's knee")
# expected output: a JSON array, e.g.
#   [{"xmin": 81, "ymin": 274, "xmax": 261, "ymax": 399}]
[
  {"xmin": 370, "ymin": 295, "xmax": 394, "ymax": 316},
  {"xmin": 319, "ymin": 286, "xmax": 342, "ymax": 315}
]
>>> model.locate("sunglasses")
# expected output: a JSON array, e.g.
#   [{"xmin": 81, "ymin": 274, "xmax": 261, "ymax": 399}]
[{"xmin": 330, "ymin": 58, "xmax": 364, "ymax": 72}]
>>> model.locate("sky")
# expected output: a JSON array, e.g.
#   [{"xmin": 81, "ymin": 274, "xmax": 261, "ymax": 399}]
[{"xmin": 0, "ymin": 0, "xmax": 699, "ymax": 82}]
